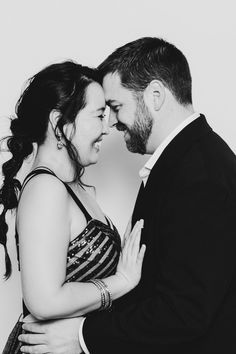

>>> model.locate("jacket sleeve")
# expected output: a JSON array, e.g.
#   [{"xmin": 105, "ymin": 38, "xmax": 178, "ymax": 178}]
[{"xmin": 82, "ymin": 179, "xmax": 236, "ymax": 353}]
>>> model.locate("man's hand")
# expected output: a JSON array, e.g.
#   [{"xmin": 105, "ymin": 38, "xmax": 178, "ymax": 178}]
[{"xmin": 18, "ymin": 316, "xmax": 84, "ymax": 354}]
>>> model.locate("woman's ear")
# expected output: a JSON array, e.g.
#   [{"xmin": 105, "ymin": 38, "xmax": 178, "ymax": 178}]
[
  {"xmin": 49, "ymin": 110, "xmax": 61, "ymax": 132},
  {"xmin": 49, "ymin": 110, "xmax": 74, "ymax": 140},
  {"xmin": 143, "ymin": 80, "xmax": 166, "ymax": 112}
]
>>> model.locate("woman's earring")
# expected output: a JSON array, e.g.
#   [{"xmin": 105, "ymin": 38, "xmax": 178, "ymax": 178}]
[{"xmin": 56, "ymin": 132, "xmax": 64, "ymax": 150}]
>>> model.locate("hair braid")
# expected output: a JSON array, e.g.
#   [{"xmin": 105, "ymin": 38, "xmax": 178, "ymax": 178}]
[{"xmin": 0, "ymin": 119, "xmax": 33, "ymax": 279}]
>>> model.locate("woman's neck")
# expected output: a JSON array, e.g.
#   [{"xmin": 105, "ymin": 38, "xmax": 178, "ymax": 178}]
[{"xmin": 32, "ymin": 142, "xmax": 76, "ymax": 182}]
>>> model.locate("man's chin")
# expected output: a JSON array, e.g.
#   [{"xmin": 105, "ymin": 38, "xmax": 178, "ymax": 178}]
[{"xmin": 126, "ymin": 140, "xmax": 146, "ymax": 154}]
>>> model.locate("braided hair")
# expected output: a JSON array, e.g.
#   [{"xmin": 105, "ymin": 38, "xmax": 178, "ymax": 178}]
[{"xmin": 0, "ymin": 61, "xmax": 101, "ymax": 279}]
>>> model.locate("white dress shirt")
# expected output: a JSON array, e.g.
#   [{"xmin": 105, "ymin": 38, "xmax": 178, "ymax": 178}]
[
  {"xmin": 139, "ymin": 112, "xmax": 200, "ymax": 186},
  {"xmin": 79, "ymin": 112, "xmax": 201, "ymax": 353}
]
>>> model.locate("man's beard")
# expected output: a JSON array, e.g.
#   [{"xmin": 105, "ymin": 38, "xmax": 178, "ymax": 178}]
[{"xmin": 124, "ymin": 94, "xmax": 153, "ymax": 154}]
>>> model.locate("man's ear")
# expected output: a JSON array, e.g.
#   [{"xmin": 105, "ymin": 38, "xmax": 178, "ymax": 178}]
[{"xmin": 143, "ymin": 80, "xmax": 166, "ymax": 111}]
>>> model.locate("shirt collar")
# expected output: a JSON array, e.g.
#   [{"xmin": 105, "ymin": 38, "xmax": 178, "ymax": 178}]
[{"xmin": 139, "ymin": 112, "xmax": 200, "ymax": 185}]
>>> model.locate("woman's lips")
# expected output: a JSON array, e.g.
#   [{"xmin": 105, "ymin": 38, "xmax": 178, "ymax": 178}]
[{"xmin": 94, "ymin": 137, "xmax": 103, "ymax": 151}]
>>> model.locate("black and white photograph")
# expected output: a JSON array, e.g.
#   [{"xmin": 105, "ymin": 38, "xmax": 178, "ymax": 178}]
[{"xmin": 0, "ymin": 1, "xmax": 236, "ymax": 353}]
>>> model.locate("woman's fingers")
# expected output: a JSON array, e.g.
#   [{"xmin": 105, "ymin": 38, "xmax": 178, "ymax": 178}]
[
  {"xmin": 116, "ymin": 219, "xmax": 146, "ymax": 290},
  {"xmin": 122, "ymin": 220, "xmax": 142, "ymax": 260},
  {"xmin": 124, "ymin": 220, "xmax": 140, "ymax": 246},
  {"xmin": 127, "ymin": 219, "xmax": 143, "ymax": 258},
  {"xmin": 123, "ymin": 217, "xmax": 132, "ymax": 242},
  {"xmin": 137, "ymin": 244, "xmax": 146, "ymax": 266},
  {"xmin": 131, "ymin": 220, "xmax": 144, "ymax": 256}
]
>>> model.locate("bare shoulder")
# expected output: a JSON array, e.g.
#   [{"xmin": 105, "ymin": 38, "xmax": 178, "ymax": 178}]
[{"xmin": 18, "ymin": 173, "xmax": 69, "ymax": 214}]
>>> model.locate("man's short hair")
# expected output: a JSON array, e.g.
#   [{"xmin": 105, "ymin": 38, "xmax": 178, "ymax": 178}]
[{"xmin": 98, "ymin": 37, "xmax": 192, "ymax": 105}]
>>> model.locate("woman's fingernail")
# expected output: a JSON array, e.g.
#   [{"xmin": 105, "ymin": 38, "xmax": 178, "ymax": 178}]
[{"xmin": 140, "ymin": 219, "xmax": 144, "ymax": 228}]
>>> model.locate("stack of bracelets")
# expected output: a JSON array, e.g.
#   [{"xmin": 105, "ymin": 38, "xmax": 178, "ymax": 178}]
[{"xmin": 89, "ymin": 279, "xmax": 112, "ymax": 310}]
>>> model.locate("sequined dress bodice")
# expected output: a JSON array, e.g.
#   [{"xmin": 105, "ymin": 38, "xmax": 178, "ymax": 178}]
[
  {"xmin": 16, "ymin": 168, "xmax": 121, "ymax": 316},
  {"xmin": 66, "ymin": 218, "xmax": 121, "ymax": 282}
]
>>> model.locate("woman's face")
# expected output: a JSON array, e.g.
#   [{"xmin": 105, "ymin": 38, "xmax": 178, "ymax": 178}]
[{"xmin": 70, "ymin": 82, "xmax": 108, "ymax": 167}]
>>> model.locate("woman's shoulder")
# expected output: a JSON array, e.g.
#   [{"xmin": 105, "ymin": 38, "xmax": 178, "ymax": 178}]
[{"xmin": 18, "ymin": 172, "xmax": 69, "ymax": 210}]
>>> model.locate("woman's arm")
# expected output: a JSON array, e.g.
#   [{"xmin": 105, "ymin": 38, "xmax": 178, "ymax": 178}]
[{"xmin": 18, "ymin": 174, "xmax": 144, "ymax": 320}]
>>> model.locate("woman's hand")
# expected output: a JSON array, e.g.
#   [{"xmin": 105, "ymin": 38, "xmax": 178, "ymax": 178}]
[{"xmin": 116, "ymin": 219, "xmax": 146, "ymax": 292}]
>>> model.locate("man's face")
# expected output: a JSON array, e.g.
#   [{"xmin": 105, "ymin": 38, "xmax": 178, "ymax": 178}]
[{"xmin": 103, "ymin": 72, "xmax": 153, "ymax": 154}]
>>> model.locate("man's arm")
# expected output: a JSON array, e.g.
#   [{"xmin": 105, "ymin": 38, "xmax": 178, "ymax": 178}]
[
  {"xmin": 19, "ymin": 317, "xmax": 84, "ymax": 354},
  {"xmin": 82, "ymin": 179, "xmax": 236, "ymax": 353}
]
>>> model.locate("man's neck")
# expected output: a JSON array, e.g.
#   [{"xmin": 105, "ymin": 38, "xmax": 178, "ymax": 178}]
[{"xmin": 147, "ymin": 103, "xmax": 194, "ymax": 154}]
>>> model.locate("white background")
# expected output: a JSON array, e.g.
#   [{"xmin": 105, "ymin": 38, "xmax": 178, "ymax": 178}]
[{"xmin": 0, "ymin": 0, "xmax": 235, "ymax": 350}]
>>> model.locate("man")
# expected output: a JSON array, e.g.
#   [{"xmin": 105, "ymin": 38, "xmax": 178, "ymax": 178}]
[{"xmin": 19, "ymin": 37, "xmax": 236, "ymax": 353}]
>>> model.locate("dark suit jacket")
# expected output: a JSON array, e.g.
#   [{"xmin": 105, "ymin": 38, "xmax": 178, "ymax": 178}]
[{"xmin": 83, "ymin": 115, "xmax": 236, "ymax": 353}]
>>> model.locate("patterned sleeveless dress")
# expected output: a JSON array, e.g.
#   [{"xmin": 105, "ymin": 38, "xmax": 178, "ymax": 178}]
[{"xmin": 3, "ymin": 167, "xmax": 121, "ymax": 353}]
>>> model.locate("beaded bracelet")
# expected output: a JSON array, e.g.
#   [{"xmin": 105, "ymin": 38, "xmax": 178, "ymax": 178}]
[{"xmin": 89, "ymin": 279, "xmax": 112, "ymax": 310}]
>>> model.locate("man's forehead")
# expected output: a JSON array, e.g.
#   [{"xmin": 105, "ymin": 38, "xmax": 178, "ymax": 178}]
[
  {"xmin": 103, "ymin": 72, "xmax": 121, "ymax": 89},
  {"xmin": 102, "ymin": 72, "xmax": 126, "ymax": 102}
]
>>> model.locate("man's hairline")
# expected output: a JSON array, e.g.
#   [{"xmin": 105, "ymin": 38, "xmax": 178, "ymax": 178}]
[{"xmin": 101, "ymin": 69, "xmax": 145, "ymax": 103}]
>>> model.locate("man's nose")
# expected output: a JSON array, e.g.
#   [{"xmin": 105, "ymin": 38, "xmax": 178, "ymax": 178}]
[{"xmin": 108, "ymin": 110, "xmax": 118, "ymax": 128}]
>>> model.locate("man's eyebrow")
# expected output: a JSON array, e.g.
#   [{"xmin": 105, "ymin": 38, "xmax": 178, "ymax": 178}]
[{"xmin": 106, "ymin": 99, "xmax": 119, "ymax": 106}]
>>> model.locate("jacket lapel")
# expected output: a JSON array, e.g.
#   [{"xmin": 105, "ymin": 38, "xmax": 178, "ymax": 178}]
[{"xmin": 132, "ymin": 115, "xmax": 213, "ymax": 229}]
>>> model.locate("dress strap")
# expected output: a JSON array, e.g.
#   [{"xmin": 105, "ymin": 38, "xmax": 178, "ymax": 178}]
[
  {"xmin": 21, "ymin": 167, "xmax": 92, "ymax": 222},
  {"xmin": 104, "ymin": 215, "xmax": 114, "ymax": 230},
  {"xmin": 63, "ymin": 184, "xmax": 92, "ymax": 222},
  {"xmin": 21, "ymin": 167, "xmax": 55, "ymax": 194}
]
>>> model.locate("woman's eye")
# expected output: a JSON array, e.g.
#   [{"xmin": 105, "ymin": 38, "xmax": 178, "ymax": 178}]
[{"xmin": 98, "ymin": 114, "xmax": 105, "ymax": 120}]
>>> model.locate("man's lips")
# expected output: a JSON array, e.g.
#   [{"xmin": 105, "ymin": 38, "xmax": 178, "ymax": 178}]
[{"xmin": 116, "ymin": 123, "xmax": 127, "ymax": 132}]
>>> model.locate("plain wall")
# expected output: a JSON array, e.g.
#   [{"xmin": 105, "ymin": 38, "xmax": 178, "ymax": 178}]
[{"xmin": 0, "ymin": 0, "xmax": 235, "ymax": 350}]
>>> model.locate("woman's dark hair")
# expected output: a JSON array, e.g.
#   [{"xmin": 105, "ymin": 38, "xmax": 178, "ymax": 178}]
[
  {"xmin": 0, "ymin": 60, "xmax": 101, "ymax": 279},
  {"xmin": 98, "ymin": 37, "xmax": 192, "ymax": 105}
]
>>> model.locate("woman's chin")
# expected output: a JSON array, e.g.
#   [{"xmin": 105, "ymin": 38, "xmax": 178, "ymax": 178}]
[{"xmin": 83, "ymin": 155, "xmax": 99, "ymax": 167}]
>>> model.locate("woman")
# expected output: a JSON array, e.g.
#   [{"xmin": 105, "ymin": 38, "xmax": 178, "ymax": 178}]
[{"xmin": 0, "ymin": 61, "xmax": 145, "ymax": 352}]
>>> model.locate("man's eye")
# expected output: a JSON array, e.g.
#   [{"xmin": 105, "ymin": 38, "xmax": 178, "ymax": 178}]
[
  {"xmin": 112, "ymin": 106, "xmax": 120, "ymax": 113},
  {"xmin": 98, "ymin": 114, "xmax": 105, "ymax": 120}
]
